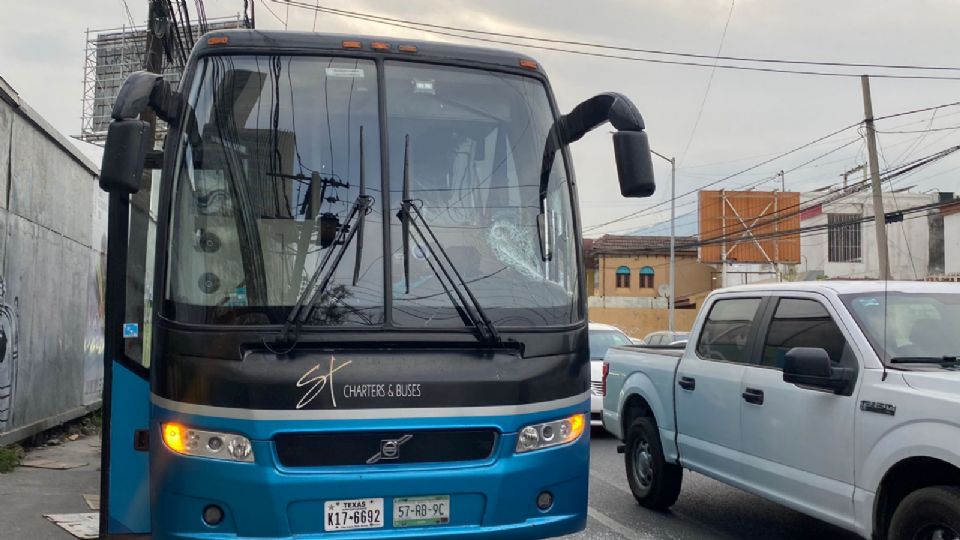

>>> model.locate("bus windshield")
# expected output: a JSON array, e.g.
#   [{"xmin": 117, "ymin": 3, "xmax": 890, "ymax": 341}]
[{"xmin": 165, "ymin": 55, "xmax": 579, "ymax": 328}]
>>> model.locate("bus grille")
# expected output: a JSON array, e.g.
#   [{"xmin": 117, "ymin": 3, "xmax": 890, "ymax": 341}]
[{"xmin": 274, "ymin": 429, "xmax": 498, "ymax": 467}]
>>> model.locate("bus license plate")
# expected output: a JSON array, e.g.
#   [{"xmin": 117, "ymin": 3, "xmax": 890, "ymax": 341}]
[
  {"xmin": 323, "ymin": 498, "xmax": 384, "ymax": 531},
  {"xmin": 393, "ymin": 495, "xmax": 450, "ymax": 527}
]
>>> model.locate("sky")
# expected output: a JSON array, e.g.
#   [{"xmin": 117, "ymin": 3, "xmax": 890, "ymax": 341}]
[{"xmin": 3, "ymin": 0, "xmax": 960, "ymax": 237}]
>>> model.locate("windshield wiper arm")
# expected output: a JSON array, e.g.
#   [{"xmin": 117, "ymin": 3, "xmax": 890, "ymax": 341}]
[
  {"xmin": 397, "ymin": 135, "xmax": 500, "ymax": 345},
  {"xmin": 279, "ymin": 128, "xmax": 372, "ymax": 345},
  {"xmin": 889, "ymin": 356, "xmax": 958, "ymax": 367}
]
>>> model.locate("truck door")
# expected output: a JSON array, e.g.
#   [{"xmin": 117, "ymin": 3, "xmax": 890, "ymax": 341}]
[
  {"xmin": 675, "ymin": 296, "xmax": 764, "ymax": 481},
  {"xmin": 99, "ymin": 174, "xmax": 159, "ymax": 537},
  {"xmin": 738, "ymin": 294, "xmax": 858, "ymax": 529}
]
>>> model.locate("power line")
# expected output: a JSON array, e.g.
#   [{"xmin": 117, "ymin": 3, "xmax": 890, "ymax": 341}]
[
  {"xmin": 584, "ymin": 98, "xmax": 960, "ymax": 234},
  {"xmin": 259, "ymin": 0, "xmax": 286, "ymax": 25},
  {"xmin": 118, "ymin": 0, "xmax": 139, "ymax": 31},
  {"xmin": 279, "ymin": 1, "xmax": 960, "ymax": 78},
  {"xmin": 677, "ymin": 0, "xmax": 736, "ymax": 167},
  {"xmin": 584, "ymin": 121, "xmax": 862, "ymax": 233}
]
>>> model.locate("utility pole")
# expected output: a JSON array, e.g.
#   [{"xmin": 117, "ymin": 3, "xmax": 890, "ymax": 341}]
[
  {"xmin": 651, "ymin": 150, "xmax": 676, "ymax": 337},
  {"xmin": 861, "ymin": 75, "xmax": 892, "ymax": 280}
]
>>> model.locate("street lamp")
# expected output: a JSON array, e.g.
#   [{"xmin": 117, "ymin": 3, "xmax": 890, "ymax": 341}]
[{"xmin": 650, "ymin": 149, "xmax": 676, "ymax": 338}]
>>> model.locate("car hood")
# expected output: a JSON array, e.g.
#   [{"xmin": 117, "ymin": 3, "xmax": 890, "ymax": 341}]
[{"xmin": 901, "ymin": 369, "xmax": 960, "ymax": 396}]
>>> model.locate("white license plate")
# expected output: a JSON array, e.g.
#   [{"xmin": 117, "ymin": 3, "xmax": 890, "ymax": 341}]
[
  {"xmin": 324, "ymin": 498, "xmax": 384, "ymax": 531},
  {"xmin": 393, "ymin": 495, "xmax": 450, "ymax": 528}
]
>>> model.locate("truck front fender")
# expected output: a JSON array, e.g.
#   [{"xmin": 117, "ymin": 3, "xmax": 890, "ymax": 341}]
[{"xmin": 859, "ymin": 420, "xmax": 960, "ymax": 492}]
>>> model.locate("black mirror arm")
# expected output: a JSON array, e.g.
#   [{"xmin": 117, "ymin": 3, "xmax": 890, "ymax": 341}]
[
  {"xmin": 111, "ymin": 71, "xmax": 182, "ymax": 125},
  {"xmin": 538, "ymin": 92, "xmax": 647, "ymax": 208}
]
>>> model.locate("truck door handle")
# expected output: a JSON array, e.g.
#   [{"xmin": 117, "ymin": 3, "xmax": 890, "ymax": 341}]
[
  {"xmin": 742, "ymin": 388, "xmax": 764, "ymax": 405},
  {"xmin": 678, "ymin": 377, "xmax": 696, "ymax": 391}
]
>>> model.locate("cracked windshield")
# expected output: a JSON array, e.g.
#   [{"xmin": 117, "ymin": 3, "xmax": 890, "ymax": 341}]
[{"xmin": 166, "ymin": 55, "xmax": 578, "ymax": 328}]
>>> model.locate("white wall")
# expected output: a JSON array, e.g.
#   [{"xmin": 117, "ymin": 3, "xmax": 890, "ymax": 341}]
[
  {"xmin": 945, "ymin": 213, "xmax": 960, "ymax": 274},
  {"xmin": 800, "ymin": 191, "xmax": 937, "ymax": 280}
]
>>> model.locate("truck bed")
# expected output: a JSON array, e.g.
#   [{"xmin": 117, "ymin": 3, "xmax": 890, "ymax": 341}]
[{"xmin": 601, "ymin": 345, "xmax": 683, "ymax": 443}]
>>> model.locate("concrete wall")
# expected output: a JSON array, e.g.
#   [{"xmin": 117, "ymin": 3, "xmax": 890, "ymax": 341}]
[
  {"xmin": 946, "ymin": 212, "xmax": 960, "ymax": 275},
  {"xmin": 800, "ymin": 192, "xmax": 937, "ymax": 280},
  {"xmin": 0, "ymin": 77, "xmax": 105, "ymax": 445}
]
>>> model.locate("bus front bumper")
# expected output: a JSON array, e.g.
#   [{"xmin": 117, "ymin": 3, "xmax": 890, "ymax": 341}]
[{"xmin": 149, "ymin": 405, "xmax": 589, "ymax": 539}]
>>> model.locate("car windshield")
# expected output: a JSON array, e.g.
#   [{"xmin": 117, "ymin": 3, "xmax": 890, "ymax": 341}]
[
  {"xmin": 841, "ymin": 291, "xmax": 960, "ymax": 364},
  {"xmin": 164, "ymin": 55, "xmax": 578, "ymax": 328},
  {"xmin": 589, "ymin": 329, "xmax": 633, "ymax": 359}
]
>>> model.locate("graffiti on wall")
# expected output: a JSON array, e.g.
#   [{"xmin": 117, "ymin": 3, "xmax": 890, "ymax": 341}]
[{"xmin": 0, "ymin": 276, "xmax": 20, "ymax": 432}]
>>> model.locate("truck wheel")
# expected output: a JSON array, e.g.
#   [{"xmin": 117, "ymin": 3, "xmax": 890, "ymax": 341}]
[
  {"xmin": 624, "ymin": 417, "xmax": 682, "ymax": 510},
  {"xmin": 889, "ymin": 486, "xmax": 960, "ymax": 540}
]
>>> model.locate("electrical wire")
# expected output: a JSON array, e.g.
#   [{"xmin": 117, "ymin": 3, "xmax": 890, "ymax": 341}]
[
  {"xmin": 677, "ymin": 0, "xmax": 735, "ymax": 167},
  {"xmin": 584, "ymin": 98, "xmax": 960, "ymax": 234},
  {"xmin": 279, "ymin": 1, "xmax": 960, "ymax": 77}
]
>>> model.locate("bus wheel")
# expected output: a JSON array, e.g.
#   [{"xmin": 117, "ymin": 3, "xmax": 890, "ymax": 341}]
[
  {"xmin": 889, "ymin": 486, "xmax": 960, "ymax": 540},
  {"xmin": 624, "ymin": 417, "xmax": 682, "ymax": 511}
]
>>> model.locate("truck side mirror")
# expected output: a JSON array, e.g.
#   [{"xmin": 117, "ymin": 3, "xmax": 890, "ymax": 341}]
[
  {"xmin": 100, "ymin": 120, "xmax": 151, "ymax": 194},
  {"xmin": 783, "ymin": 347, "xmax": 853, "ymax": 394}
]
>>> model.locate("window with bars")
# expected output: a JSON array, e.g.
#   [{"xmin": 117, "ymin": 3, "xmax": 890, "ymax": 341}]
[{"xmin": 828, "ymin": 214, "xmax": 862, "ymax": 263}]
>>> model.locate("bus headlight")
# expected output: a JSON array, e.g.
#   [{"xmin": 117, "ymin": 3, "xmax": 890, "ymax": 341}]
[
  {"xmin": 515, "ymin": 413, "xmax": 585, "ymax": 453},
  {"xmin": 161, "ymin": 423, "xmax": 255, "ymax": 462}
]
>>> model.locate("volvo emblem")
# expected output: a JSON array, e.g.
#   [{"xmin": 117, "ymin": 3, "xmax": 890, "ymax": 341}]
[{"xmin": 366, "ymin": 434, "xmax": 413, "ymax": 464}]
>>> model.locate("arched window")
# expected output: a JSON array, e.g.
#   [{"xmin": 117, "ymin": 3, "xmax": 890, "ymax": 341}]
[
  {"xmin": 615, "ymin": 266, "xmax": 631, "ymax": 288},
  {"xmin": 639, "ymin": 266, "xmax": 655, "ymax": 289}
]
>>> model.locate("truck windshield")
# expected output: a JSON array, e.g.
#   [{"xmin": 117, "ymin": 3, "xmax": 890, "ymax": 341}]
[
  {"xmin": 841, "ymin": 291, "xmax": 960, "ymax": 364},
  {"xmin": 165, "ymin": 55, "xmax": 578, "ymax": 328}
]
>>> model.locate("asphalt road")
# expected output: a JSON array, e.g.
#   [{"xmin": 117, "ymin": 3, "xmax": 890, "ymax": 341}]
[{"xmin": 568, "ymin": 429, "xmax": 862, "ymax": 540}]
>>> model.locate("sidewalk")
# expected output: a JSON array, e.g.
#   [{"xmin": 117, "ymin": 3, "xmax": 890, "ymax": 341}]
[{"xmin": 0, "ymin": 435, "xmax": 101, "ymax": 539}]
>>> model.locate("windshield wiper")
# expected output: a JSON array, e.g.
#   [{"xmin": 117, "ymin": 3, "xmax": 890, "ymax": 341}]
[
  {"xmin": 278, "ymin": 128, "xmax": 372, "ymax": 345},
  {"xmin": 889, "ymin": 356, "xmax": 958, "ymax": 367},
  {"xmin": 397, "ymin": 135, "xmax": 500, "ymax": 345}
]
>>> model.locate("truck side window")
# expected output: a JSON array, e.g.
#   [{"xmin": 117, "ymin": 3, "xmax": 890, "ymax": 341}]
[
  {"xmin": 761, "ymin": 298, "xmax": 849, "ymax": 369},
  {"xmin": 696, "ymin": 298, "xmax": 762, "ymax": 364}
]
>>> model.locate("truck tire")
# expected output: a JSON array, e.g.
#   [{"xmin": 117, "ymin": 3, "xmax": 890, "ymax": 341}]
[
  {"xmin": 888, "ymin": 486, "xmax": 960, "ymax": 540},
  {"xmin": 624, "ymin": 416, "xmax": 682, "ymax": 510}
]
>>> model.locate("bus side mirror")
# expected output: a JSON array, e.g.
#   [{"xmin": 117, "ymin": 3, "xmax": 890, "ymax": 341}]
[
  {"xmin": 613, "ymin": 131, "xmax": 655, "ymax": 198},
  {"xmin": 100, "ymin": 71, "xmax": 184, "ymax": 194},
  {"xmin": 100, "ymin": 119, "xmax": 151, "ymax": 194},
  {"xmin": 540, "ymin": 92, "xmax": 656, "ymax": 207}
]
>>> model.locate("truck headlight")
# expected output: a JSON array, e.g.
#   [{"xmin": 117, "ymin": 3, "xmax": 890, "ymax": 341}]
[
  {"xmin": 161, "ymin": 422, "xmax": 254, "ymax": 462},
  {"xmin": 515, "ymin": 413, "xmax": 585, "ymax": 453}
]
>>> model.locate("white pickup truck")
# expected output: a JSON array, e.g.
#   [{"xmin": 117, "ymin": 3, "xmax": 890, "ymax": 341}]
[{"xmin": 602, "ymin": 281, "xmax": 960, "ymax": 540}]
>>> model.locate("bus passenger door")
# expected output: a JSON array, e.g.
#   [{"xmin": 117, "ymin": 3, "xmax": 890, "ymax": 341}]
[{"xmin": 99, "ymin": 169, "xmax": 159, "ymax": 537}]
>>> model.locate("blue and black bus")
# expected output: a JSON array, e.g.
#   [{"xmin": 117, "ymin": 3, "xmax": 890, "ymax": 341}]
[{"xmin": 98, "ymin": 29, "xmax": 655, "ymax": 539}]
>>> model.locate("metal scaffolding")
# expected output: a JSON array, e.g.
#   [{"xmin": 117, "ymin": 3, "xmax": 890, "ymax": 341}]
[{"xmin": 78, "ymin": 15, "xmax": 249, "ymax": 145}]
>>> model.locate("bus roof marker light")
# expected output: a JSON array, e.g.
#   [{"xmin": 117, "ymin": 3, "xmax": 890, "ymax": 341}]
[
  {"xmin": 398, "ymin": 44, "xmax": 418, "ymax": 53},
  {"xmin": 519, "ymin": 59, "xmax": 538, "ymax": 70},
  {"xmin": 207, "ymin": 36, "xmax": 228, "ymax": 46},
  {"xmin": 342, "ymin": 40, "xmax": 363, "ymax": 49},
  {"xmin": 370, "ymin": 41, "xmax": 391, "ymax": 51}
]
